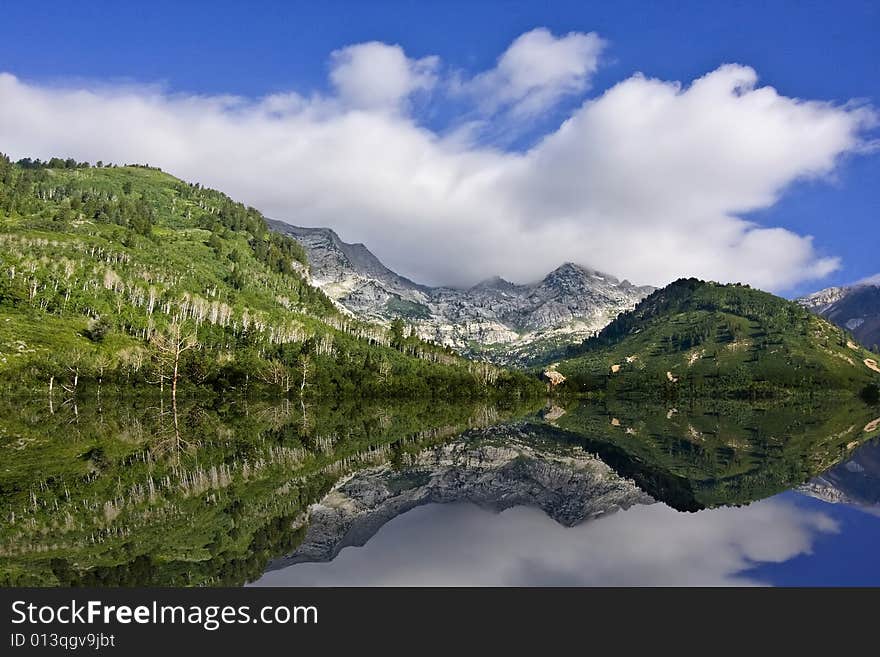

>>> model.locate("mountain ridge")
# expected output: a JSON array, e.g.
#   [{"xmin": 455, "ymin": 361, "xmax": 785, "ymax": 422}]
[
  {"xmin": 270, "ymin": 220, "xmax": 655, "ymax": 365},
  {"xmin": 266, "ymin": 422, "xmax": 652, "ymax": 569}
]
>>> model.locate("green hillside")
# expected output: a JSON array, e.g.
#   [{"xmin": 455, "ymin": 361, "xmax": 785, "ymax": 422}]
[
  {"xmin": 553, "ymin": 278, "xmax": 880, "ymax": 399},
  {"xmin": 0, "ymin": 155, "xmax": 539, "ymax": 400}
]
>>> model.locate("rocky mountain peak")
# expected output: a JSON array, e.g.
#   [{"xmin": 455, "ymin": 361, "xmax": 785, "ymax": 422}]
[
  {"xmin": 269, "ymin": 220, "xmax": 655, "ymax": 365},
  {"xmin": 798, "ymin": 285, "xmax": 850, "ymax": 313},
  {"xmin": 541, "ymin": 262, "xmax": 612, "ymax": 288},
  {"xmin": 551, "ymin": 261, "xmax": 596, "ymax": 276},
  {"xmin": 268, "ymin": 219, "xmax": 427, "ymax": 297}
]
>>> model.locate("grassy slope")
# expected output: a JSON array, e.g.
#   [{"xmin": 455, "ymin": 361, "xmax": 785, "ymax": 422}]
[
  {"xmin": 553, "ymin": 278, "xmax": 880, "ymax": 398},
  {"xmin": 0, "ymin": 160, "xmax": 538, "ymax": 399}
]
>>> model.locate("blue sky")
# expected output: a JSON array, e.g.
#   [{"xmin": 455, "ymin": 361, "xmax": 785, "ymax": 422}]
[
  {"xmin": 0, "ymin": 1, "xmax": 877, "ymax": 295},
  {"xmin": 745, "ymin": 492, "xmax": 880, "ymax": 586}
]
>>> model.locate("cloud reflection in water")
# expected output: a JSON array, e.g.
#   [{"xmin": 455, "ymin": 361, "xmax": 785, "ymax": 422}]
[{"xmin": 252, "ymin": 497, "xmax": 838, "ymax": 587}]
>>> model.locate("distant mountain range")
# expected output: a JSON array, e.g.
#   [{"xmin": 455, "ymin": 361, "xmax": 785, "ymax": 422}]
[
  {"xmin": 799, "ymin": 282, "xmax": 880, "ymax": 352},
  {"xmin": 269, "ymin": 220, "xmax": 654, "ymax": 364}
]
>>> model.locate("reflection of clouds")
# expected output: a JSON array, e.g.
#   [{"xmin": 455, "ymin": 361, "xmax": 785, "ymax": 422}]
[{"xmin": 252, "ymin": 499, "xmax": 839, "ymax": 587}]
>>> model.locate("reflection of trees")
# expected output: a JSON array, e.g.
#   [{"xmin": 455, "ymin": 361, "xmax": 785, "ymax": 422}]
[
  {"xmin": 0, "ymin": 393, "xmax": 542, "ymax": 586},
  {"xmin": 150, "ymin": 397, "xmax": 201, "ymax": 464},
  {"xmin": 544, "ymin": 398, "xmax": 880, "ymax": 510}
]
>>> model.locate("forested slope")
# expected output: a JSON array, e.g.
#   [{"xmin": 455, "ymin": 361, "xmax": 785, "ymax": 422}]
[
  {"xmin": 0, "ymin": 155, "xmax": 538, "ymax": 400},
  {"xmin": 553, "ymin": 278, "xmax": 880, "ymax": 399}
]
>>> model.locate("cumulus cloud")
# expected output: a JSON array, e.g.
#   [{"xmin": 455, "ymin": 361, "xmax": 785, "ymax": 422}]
[
  {"xmin": 329, "ymin": 41, "xmax": 438, "ymax": 112},
  {"xmin": 0, "ymin": 30, "xmax": 874, "ymax": 291},
  {"xmin": 251, "ymin": 500, "xmax": 839, "ymax": 586},
  {"xmin": 456, "ymin": 28, "xmax": 606, "ymax": 119}
]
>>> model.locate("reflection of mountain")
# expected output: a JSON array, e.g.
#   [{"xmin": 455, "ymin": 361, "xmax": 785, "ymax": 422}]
[
  {"xmin": 268, "ymin": 400, "xmax": 880, "ymax": 571},
  {"xmin": 255, "ymin": 494, "xmax": 839, "ymax": 587},
  {"xmin": 800, "ymin": 437, "xmax": 880, "ymax": 512},
  {"xmin": 6, "ymin": 385, "xmax": 877, "ymax": 585},
  {"xmin": 267, "ymin": 424, "xmax": 652, "ymax": 569}
]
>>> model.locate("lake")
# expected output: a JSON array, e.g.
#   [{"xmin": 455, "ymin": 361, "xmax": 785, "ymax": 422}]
[{"xmin": 1, "ymin": 392, "xmax": 878, "ymax": 586}]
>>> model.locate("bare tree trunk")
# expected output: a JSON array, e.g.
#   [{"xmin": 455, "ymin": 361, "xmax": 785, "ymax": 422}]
[
  {"xmin": 172, "ymin": 395, "xmax": 181, "ymax": 465},
  {"xmin": 151, "ymin": 321, "xmax": 198, "ymax": 404},
  {"xmin": 299, "ymin": 357, "xmax": 310, "ymax": 398},
  {"xmin": 172, "ymin": 352, "xmax": 180, "ymax": 405}
]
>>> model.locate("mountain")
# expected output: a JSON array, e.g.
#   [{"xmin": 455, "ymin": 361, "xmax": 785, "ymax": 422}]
[
  {"xmin": 799, "ymin": 282, "xmax": 880, "ymax": 352},
  {"xmin": 0, "ymin": 156, "xmax": 539, "ymax": 400},
  {"xmin": 268, "ymin": 401, "xmax": 880, "ymax": 567},
  {"xmin": 269, "ymin": 221, "xmax": 654, "ymax": 365},
  {"xmin": 553, "ymin": 278, "xmax": 880, "ymax": 397},
  {"xmin": 268, "ymin": 222, "xmax": 429, "ymax": 308}
]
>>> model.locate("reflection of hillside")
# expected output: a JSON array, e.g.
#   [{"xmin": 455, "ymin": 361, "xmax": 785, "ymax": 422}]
[
  {"xmin": 0, "ymin": 393, "xmax": 540, "ymax": 586},
  {"xmin": 542, "ymin": 399, "xmax": 880, "ymax": 510},
  {"xmin": 267, "ymin": 424, "xmax": 652, "ymax": 569}
]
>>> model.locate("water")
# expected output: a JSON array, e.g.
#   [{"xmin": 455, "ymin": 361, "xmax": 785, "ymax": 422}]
[
  {"xmin": 1, "ymin": 392, "xmax": 878, "ymax": 586},
  {"xmin": 252, "ymin": 491, "xmax": 880, "ymax": 586},
  {"xmin": 251, "ymin": 406, "xmax": 880, "ymax": 587}
]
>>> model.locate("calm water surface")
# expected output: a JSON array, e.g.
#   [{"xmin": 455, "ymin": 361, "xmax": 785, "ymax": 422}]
[
  {"xmin": 3, "ymin": 394, "xmax": 878, "ymax": 586},
  {"xmin": 254, "ymin": 402, "xmax": 880, "ymax": 586}
]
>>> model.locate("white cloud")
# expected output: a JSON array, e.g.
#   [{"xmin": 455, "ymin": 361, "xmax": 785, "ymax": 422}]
[
  {"xmin": 0, "ymin": 32, "xmax": 874, "ymax": 291},
  {"xmin": 457, "ymin": 28, "xmax": 606, "ymax": 119},
  {"xmin": 329, "ymin": 41, "xmax": 438, "ymax": 112},
  {"xmin": 251, "ymin": 499, "xmax": 839, "ymax": 586}
]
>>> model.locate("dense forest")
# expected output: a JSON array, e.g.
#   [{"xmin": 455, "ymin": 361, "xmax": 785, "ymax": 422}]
[{"xmin": 0, "ymin": 155, "xmax": 541, "ymax": 401}]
